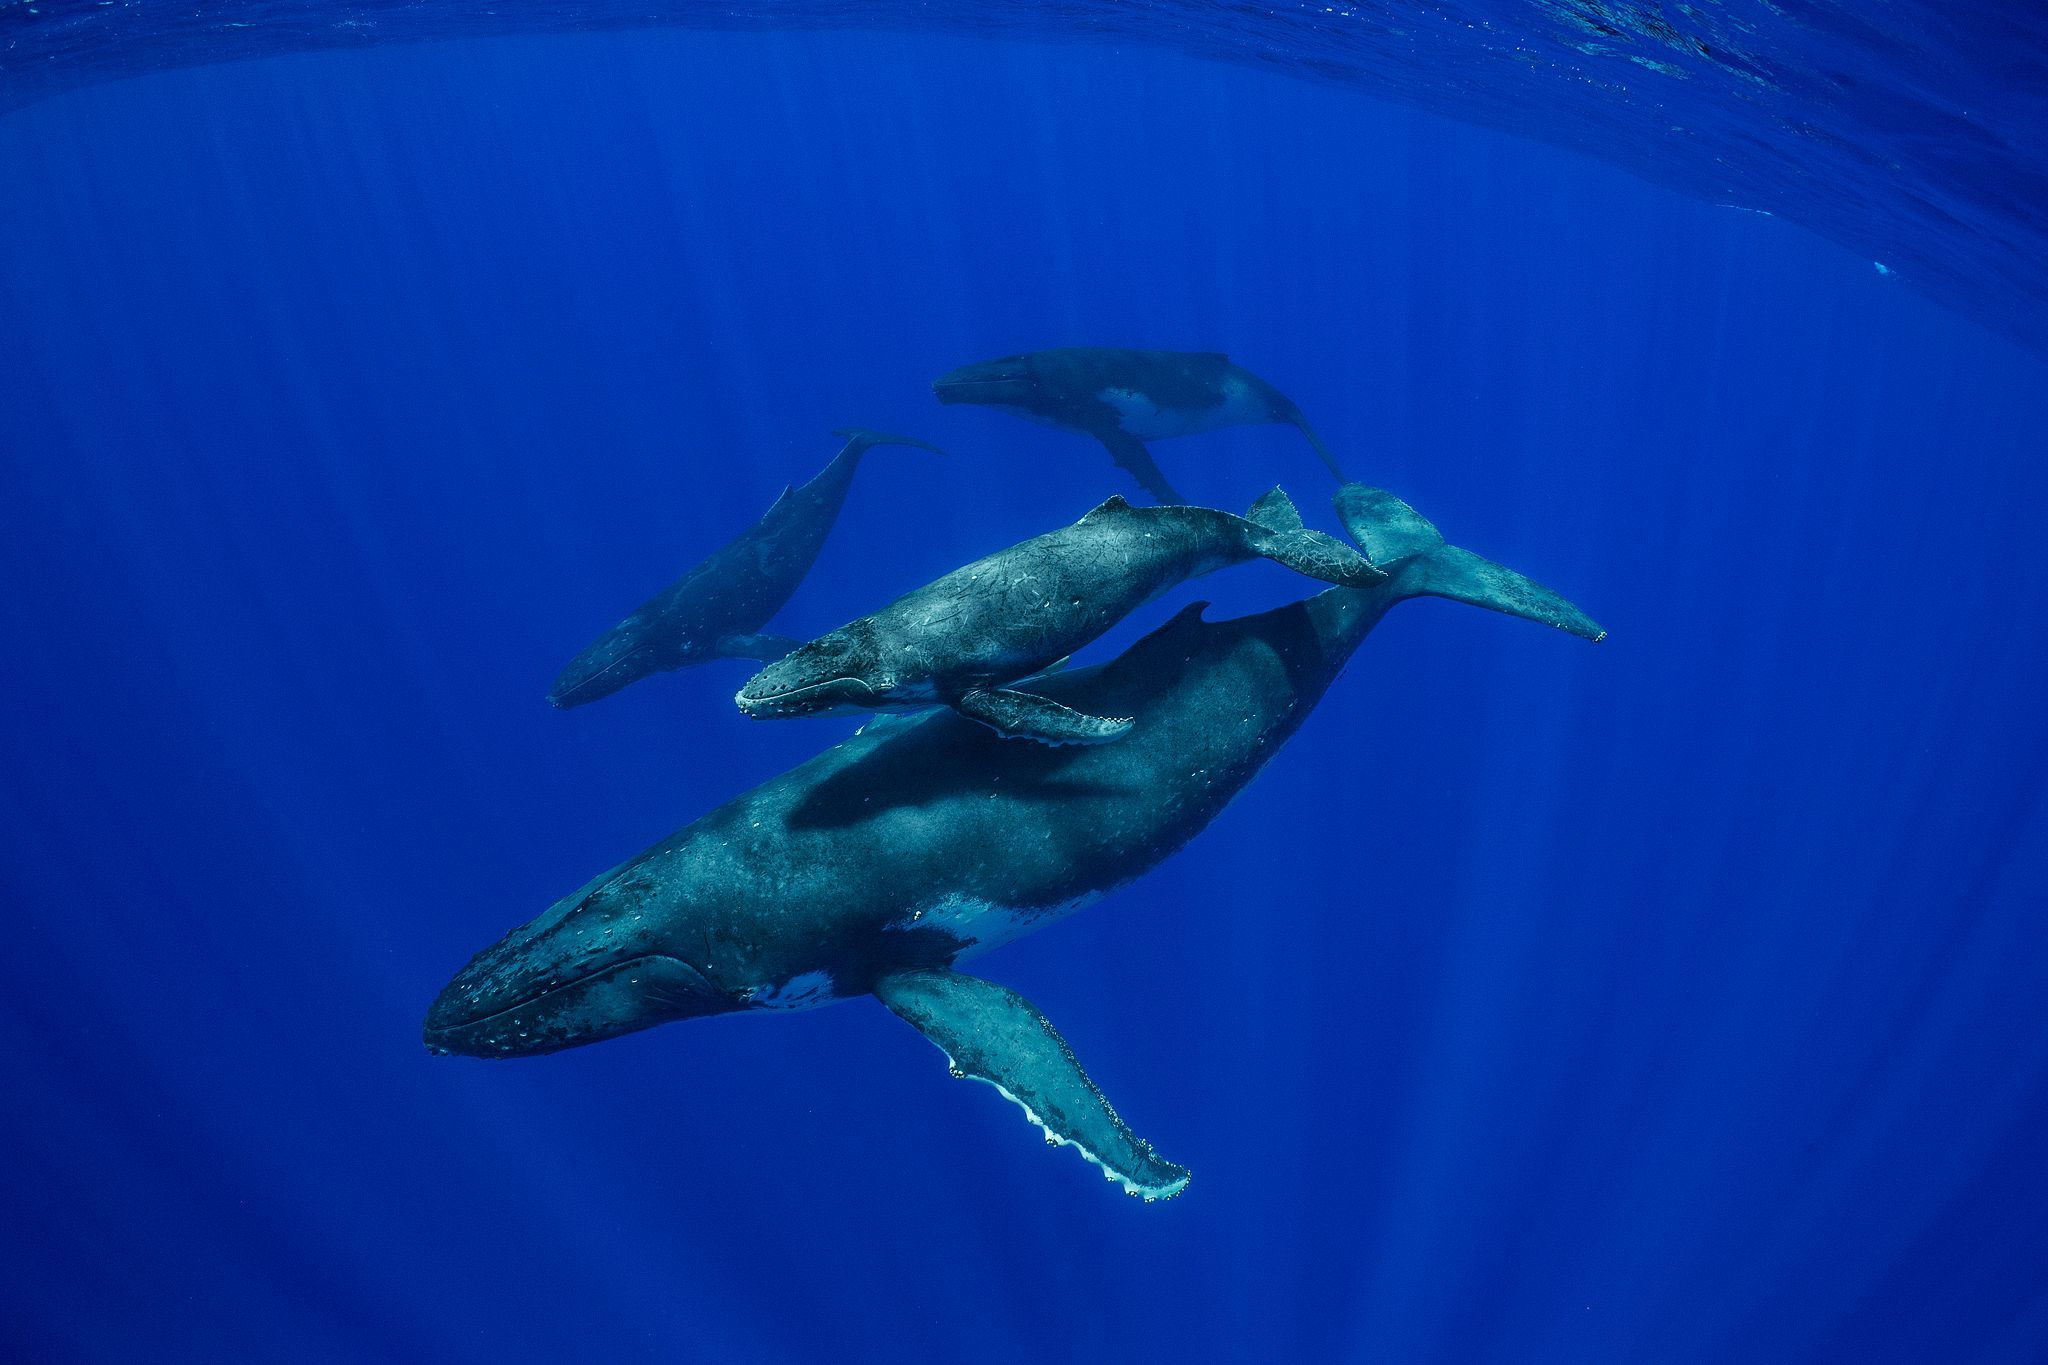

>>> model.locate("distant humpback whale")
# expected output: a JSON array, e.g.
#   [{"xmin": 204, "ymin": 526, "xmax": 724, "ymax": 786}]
[
  {"xmin": 548, "ymin": 428, "xmax": 943, "ymax": 709},
  {"xmin": 734, "ymin": 486, "xmax": 1382, "ymax": 745},
  {"xmin": 933, "ymin": 347, "xmax": 1347, "ymax": 503},
  {"xmin": 427, "ymin": 485, "xmax": 1602, "ymax": 1199}
]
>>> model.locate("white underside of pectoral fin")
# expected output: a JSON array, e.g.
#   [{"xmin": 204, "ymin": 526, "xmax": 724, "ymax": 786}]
[
  {"xmin": 954, "ymin": 1064, "xmax": 1192, "ymax": 1201},
  {"xmin": 873, "ymin": 967, "xmax": 1190, "ymax": 1202}
]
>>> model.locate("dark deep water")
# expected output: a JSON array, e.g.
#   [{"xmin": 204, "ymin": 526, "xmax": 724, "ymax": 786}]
[{"xmin": 4, "ymin": 19, "xmax": 2048, "ymax": 1365}]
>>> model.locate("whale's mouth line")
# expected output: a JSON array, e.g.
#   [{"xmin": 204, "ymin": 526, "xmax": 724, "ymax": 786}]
[
  {"xmin": 738, "ymin": 675, "xmax": 877, "ymax": 711},
  {"xmin": 552, "ymin": 643, "xmax": 654, "ymax": 704},
  {"xmin": 935, "ymin": 379, "xmax": 1015, "ymax": 392},
  {"xmin": 429, "ymin": 953, "xmax": 710, "ymax": 1036}
]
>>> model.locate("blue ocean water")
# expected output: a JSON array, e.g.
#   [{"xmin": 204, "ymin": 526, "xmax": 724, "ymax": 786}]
[{"xmin": 3, "ymin": 19, "xmax": 2046, "ymax": 1364}]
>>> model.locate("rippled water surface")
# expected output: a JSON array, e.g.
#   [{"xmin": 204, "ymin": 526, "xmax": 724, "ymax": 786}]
[{"xmin": 6, "ymin": 2, "xmax": 2046, "ymax": 350}]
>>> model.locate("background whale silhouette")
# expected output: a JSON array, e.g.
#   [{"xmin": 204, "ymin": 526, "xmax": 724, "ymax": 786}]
[
  {"xmin": 934, "ymin": 347, "xmax": 1346, "ymax": 502},
  {"xmin": 548, "ymin": 428, "xmax": 942, "ymax": 708}
]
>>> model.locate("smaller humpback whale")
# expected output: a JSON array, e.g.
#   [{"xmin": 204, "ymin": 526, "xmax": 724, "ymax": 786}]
[
  {"xmin": 426, "ymin": 484, "xmax": 1600, "ymax": 1200},
  {"xmin": 933, "ymin": 347, "xmax": 1347, "ymax": 503},
  {"xmin": 548, "ymin": 428, "xmax": 943, "ymax": 709},
  {"xmin": 733, "ymin": 487, "xmax": 1383, "ymax": 745}
]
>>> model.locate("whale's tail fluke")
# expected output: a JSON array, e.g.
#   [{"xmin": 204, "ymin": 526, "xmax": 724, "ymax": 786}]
[
  {"xmin": 805, "ymin": 427, "xmax": 949, "ymax": 502},
  {"xmin": 1334, "ymin": 484, "xmax": 1606, "ymax": 642},
  {"xmin": 830, "ymin": 427, "xmax": 948, "ymax": 462},
  {"xmin": 1243, "ymin": 487, "xmax": 1386, "ymax": 589}
]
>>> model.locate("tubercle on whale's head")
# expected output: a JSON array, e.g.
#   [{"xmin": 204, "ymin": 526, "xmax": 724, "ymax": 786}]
[
  {"xmin": 734, "ymin": 631, "xmax": 890, "ymax": 720},
  {"xmin": 932, "ymin": 353, "xmax": 1039, "ymax": 409},
  {"xmin": 423, "ymin": 869, "xmax": 737, "ymax": 1059}
]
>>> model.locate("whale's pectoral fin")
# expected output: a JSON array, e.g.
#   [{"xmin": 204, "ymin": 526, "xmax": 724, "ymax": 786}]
[
  {"xmin": 1094, "ymin": 427, "xmax": 1186, "ymax": 505},
  {"xmin": 952, "ymin": 688, "xmax": 1134, "ymax": 746},
  {"xmin": 1278, "ymin": 407, "xmax": 1350, "ymax": 484},
  {"xmin": 872, "ymin": 968, "xmax": 1190, "ymax": 1201},
  {"xmin": 715, "ymin": 632, "xmax": 802, "ymax": 662}
]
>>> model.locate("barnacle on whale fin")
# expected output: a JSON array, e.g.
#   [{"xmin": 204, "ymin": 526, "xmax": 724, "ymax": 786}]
[{"xmin": 962, "ymin": 1070, "xmax": 1191, "ymax": 1201}]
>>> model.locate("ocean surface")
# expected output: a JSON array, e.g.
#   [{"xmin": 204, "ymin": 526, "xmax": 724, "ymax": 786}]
[{"xmin": 3, "ymin": 12, "xmax": 2046, "ymax": 1364}]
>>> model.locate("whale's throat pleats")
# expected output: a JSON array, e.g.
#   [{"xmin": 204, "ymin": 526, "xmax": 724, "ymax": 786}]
[{"xmin": 872, "ymin": 968, "xmax": 1190, "ymax": 1201}]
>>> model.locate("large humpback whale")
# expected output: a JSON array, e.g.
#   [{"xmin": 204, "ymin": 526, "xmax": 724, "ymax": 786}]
[
  {"xmin": 933, "ymin": 347, "xmax": 1348, "ymax": 503},
  {"xmin": 547, "ymin": 428, "xmax": 943, "ymax": 708},
  {"xmin": 732, "ymin": 487, "xmax": 1382, "ymax": 745},
  {"xmin": 428, "ymin": 485, "xmax": 1602, "ymax": 1199}
]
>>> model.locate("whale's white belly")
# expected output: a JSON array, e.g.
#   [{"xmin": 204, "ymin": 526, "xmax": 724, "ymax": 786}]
[
  {"xmin": 892, "ymin": 891, "xmax": 1103, "ymax": 962},
  {"xmin": 736, "ymin": 892, "xmax": 1102, "ymax": 1014},
  {"xmin": 1098, "ymin": 373, "xmax": 1267, "ymax": 440},
  {"xmin": 739, "ymin": 969, "xmax": 840, "ymax": 1010}
]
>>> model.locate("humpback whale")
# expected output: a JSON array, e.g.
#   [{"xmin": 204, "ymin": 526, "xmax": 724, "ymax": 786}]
[
  {"xmin": 427, "ymin": 486, "xmax": 1602, "ymax": 1199},
  {"xmin": 732, "ymin": 487, "xmax": 1382, "ymax": 745},
  {"xmin": 933, "ymin": 347, "xmax": 1347, "ymax": 503},
  {"xmin": 547, "ymin": 428, "xmax": 943, "ymax": 708}
]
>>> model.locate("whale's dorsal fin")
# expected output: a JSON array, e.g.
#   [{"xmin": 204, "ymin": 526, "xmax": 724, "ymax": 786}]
[
  {"xmin": 1143, "ymin": 599, "xmax": 1211, "ymax": 646},
  {"xmin": 1079, "ymin": 493, "xmax": 1133, "ymax": 521},
  {"xmin": 872, "ymin": 968, "xmax": 1190, "ymax": 1201}
]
